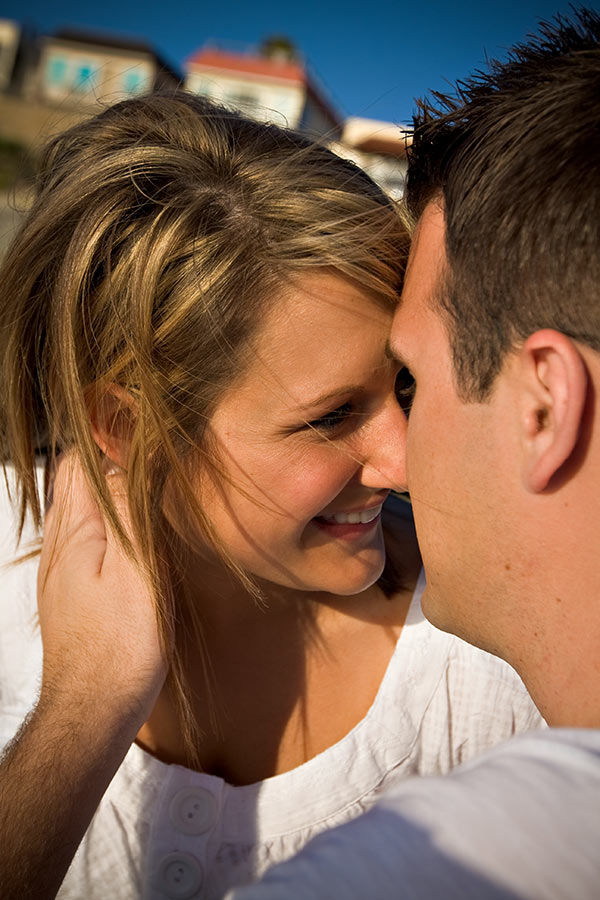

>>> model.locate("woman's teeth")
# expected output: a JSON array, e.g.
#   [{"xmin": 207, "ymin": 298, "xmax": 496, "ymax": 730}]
[{"xmin": 321, "ymin": 504, "xmax": 383, "ymax": 525}]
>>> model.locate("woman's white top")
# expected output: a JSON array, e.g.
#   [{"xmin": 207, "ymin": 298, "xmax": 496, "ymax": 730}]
[{"xmin": 0, "ymin": 472, "xmax": 543, "ymax": 899}]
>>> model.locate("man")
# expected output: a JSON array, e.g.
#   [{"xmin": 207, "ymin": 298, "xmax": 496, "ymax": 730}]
[
  {"xmin": 1, "ymin": 8, "xmax": 599, "ymax": 900},
  {"xmin": 222, "ymin": 8, "xmax": 600, "ymax": 897}
]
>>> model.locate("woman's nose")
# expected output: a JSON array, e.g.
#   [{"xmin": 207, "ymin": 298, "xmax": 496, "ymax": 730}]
[{"xmin": 356, "ymin": 400, "xmax": 408, "ymax": 492}]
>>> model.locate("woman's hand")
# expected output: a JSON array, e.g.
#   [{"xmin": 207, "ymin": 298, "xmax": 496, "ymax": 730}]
[{"xmin": 37, "ymin": 452, "xmax": 169, "ymax": 724}]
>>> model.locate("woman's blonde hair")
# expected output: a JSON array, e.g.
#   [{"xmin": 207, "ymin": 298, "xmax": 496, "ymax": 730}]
[{"xmin": 0, "ymin": 91, "xmax": 409, "ymax": 760}]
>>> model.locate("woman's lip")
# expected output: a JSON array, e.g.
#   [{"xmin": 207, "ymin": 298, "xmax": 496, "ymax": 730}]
[
  {"xmin": 317, "ymin": 493, "xmax": 388, "ymax": 517},
  {"xmin": 310, "ymin": 496, "xmax": 387, "ymax": 540},
  {"xmin": 315, "ymin": 500, "xmax": 386, "ymax": 524},
  {"xmin": 312, "ymin": 512, "xmax": 382, "ymax": 540}
]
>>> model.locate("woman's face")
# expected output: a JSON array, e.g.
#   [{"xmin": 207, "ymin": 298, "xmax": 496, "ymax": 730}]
[{"xmin": 198, "ymin": 271, "xmax": 409, "ymax": 596}]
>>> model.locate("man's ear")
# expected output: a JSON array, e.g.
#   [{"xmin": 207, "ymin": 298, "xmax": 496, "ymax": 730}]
[
  {"xmin": 87, "ymin": 385, "xmax": 137, "ymax": 470},
  {"xmin": 518, "ymin": 330, "xmax": 588, "ymax": 493}
]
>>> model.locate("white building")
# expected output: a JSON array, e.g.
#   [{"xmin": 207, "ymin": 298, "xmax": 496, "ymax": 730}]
[
  {"xmin": 0, "ymin": 20, "xmax": 20, "ymax": 92},
  {"xmin": 185, "ymin": 47, "xmax": 409, "ymax": 197},
  {"xmin": 333, "ymin": 116, "xmax": 411, "ymax": 199},
  {"xmin": 185, "ymin": 45, "xmax": 341, "ymax": 140},
  {"xmin": 0, "ymin": 22, "xmax": 410, "ymax": 201},
  {"xmin": 29, "ymin": 28, "xmax": 180, "ymax": 107}
]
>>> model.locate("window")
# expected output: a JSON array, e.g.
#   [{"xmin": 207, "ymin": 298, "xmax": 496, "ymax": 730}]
[
  {"xmin": 122, "ymin": 68, "xmax": 148, "ymax": 95},
  {"xmin": 73, "ymin": 61, "xmax": 98, "ymax": 93},
  {"xmin": 46, "ymin": 55, "xmax": 68, "ymax": 86},
  {"xmin": 227, "ymin": 90, "xmax": 259, "ymax": 111}
]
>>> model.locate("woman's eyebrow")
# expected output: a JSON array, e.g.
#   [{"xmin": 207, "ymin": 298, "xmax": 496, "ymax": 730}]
[
  {"xmin": 385, "ymin": 339, "xmax": 399, "ymax": 361},
  {"xmin": 295, "ymin": 386, "xmax": 363, "ymax": 413},
  {"xmin": 385, "ymin": 338, "xmax": 409, "ymax": 367}
]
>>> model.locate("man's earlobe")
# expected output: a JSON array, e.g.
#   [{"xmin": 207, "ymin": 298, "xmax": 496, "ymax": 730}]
[
  {"xmin": 87, "ymin": 385, "xmax": 137, "ymax": 470},
  {"xmin": 519, "ymin": 330, "xmax": 588, "ymax": 493}
]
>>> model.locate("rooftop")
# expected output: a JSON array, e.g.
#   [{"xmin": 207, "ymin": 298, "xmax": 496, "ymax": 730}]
[
  {"xmin": 187, "ymin": 47, "xmax": 306, "ymax": 84},
  {"xmin": 186, "ymin": 44, "xmax": 341, "ymax": 129},
  {"xmin": 342, "ymin": 116, "xmax": 412, "ymax": 157}
]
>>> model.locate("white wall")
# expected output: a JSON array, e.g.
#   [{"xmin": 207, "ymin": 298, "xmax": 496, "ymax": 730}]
[
  {"xmin": 0, "ymin": 20, "xmax": 20, "ymax": 92},
  {"xmin": 38, "ymin": 41, "xmax": 154, "ymax": 105},
  {"xmin": 185, "ymin": 68, "xmax": 304, "ymax": 129}
]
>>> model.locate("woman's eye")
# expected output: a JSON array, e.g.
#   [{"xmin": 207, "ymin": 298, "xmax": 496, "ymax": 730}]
[
  {"xmin": 395, "ymin": 367, "xmax": 415, "ymax": 416},
  {"xmin": 308, "ymin": 402, "xmax": 354, "ymax": 432}
]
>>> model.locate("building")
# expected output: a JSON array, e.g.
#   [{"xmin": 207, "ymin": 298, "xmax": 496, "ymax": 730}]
[
  {"xmin": 29, "ymin": 28, "xmax": 181, "ymax": 107},
  {"xmin": 185, "ymin": 44, "xmax": 409, "ymax": 197},
  {"xmin": 0, "ymin": 23, "xmax": 182, "ymax": 154},
  {"xmin": 332, "ymin": 116, "xmax": 411, "ymax": 199},
  {"xmin": 185, "ymin": 41, "xmax": 341, "ymax": 140},
  {"xmin": 0, "ymin": 20, "xmax": 21, "ymax": 92},
  {"xmin": 0, "ymin": 23, "xmax": 409, "ymax": 201}
]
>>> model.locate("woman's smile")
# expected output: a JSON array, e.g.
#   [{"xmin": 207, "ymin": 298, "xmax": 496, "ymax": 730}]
[
  {"xmin": 313, "ymin": 500, "xmax": 386, "ymax": 541},
  {"xmin": 196, "ymin": 271, "xmax": 408, "ymax": 596}
]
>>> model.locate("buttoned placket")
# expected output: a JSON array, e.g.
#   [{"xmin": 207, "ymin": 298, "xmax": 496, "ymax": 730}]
[{"xmin": 145, "ymin": 772, "xmax": 224, "ymax": 900}]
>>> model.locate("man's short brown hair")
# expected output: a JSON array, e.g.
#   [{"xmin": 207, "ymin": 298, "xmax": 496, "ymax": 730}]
[{"xmin": 406, "ymin": 8, "xmax": 600, "ymax": 400}]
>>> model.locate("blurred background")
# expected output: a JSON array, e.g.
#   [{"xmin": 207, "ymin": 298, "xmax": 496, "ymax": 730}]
[{"xmin": 0, "ymin": 0, "xmax": 596, "ymax": 253}]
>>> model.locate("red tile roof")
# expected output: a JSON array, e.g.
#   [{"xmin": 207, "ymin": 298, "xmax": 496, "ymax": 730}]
[{"xmin": 187, "ymin": 48, "xmax": 306, "ymax": 83}]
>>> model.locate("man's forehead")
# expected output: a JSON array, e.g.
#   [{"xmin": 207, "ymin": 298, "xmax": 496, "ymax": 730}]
[
  {"xmin": 391, "ymin": 202, "xmax": 446, "ymax": 359},
  {"xmin": 404, "ymin": 202, "xmax": 446, "ymax": 304}
]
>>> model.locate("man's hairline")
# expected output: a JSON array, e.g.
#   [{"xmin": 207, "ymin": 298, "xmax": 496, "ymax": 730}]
[{"xmin": 409, "ymin": 196, "xmax": 509, "ymax": 405}]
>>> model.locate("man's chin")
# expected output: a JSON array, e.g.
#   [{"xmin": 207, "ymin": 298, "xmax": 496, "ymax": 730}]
[
  {"xmin": 420, "ymin": 583, "xmax": 465, "ymax": 639},
  {"xmin": 421, "ymin": 584, "xmax": 504, "ymax": 659}
]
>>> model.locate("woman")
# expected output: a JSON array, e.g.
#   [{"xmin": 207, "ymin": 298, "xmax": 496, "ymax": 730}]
[{"xmin": 0, "ymin": 92, "xmax": 542, "ymax": 899}]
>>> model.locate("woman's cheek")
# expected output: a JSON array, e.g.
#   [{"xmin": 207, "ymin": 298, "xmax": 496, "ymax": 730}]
[{"xmin": 283, "ymin": 449, "xmax": 357, "ymax": 522}]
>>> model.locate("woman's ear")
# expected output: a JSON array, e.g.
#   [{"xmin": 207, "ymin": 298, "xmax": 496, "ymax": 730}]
[
  {"xmin": 517, "ymin": 330, "xmax": 588, "ymax": 493},
  {"xmin": 87, "ymin": 385, "xmax": 137, "ymax": 470}
]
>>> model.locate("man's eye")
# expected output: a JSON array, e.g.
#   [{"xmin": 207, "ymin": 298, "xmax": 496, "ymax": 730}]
[
  {"xmin": 395, "ymin": 367, "xmax": 415, "ymax": 416},
  {"xmin": 308, "ymin": 402, "xmax": 354, "ymax": 432}
]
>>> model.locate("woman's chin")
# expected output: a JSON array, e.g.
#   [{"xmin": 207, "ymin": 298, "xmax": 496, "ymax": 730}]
[{"xmin": 303, "ymin": 552, "xmax": 386, "ymax": 597}]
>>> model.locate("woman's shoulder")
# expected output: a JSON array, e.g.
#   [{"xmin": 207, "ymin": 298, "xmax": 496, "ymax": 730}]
[{"xmin": 0, "ymin": 461, "xmax": 43, "ymax": 733}]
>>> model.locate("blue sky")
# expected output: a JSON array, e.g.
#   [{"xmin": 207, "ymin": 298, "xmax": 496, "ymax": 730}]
[{"xmin": 7, "ymin": 0, "xmax": 599, "ymax": 123}]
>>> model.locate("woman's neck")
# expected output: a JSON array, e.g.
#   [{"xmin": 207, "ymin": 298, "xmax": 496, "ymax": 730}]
[{"xmin": 137, "ymin": 510, "xmax": 421, "ymax": 782}]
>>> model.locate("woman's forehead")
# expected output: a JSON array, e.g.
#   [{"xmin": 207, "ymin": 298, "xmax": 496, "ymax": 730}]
[
  {"xmin": 259, "ymin": 271, "xmax": 393, "ymax": 343},
  {"xmin": 217, "ymin": 271, "xmax": 394, "ymax": 417}
]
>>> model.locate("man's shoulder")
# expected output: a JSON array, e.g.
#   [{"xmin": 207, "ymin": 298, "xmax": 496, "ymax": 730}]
[
  {"xmin": 387, "ymin": 727, "xmax": 600, "ymax": 806},
  {"xmin": 382, "ymin": 727, "xmax": 600, "ymax": 857},
  {"xmin": 368, "ymin": 729, "xmax": 600, "ymax": 898},
  {"xmin": 461, "ymin": 727, "xmax": 600, "ymax": 781},
  {"xmin": 225, "ymin": 728, "xmax": 600, "ymax": 900}
]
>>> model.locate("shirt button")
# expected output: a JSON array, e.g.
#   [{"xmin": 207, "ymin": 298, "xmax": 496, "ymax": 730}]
[
  {"xmin": 169, "ymin": 786, "xmax": 217, "ymax": 835},
  {"xmin": 157, "ymin": 852, "xmax": 203, "ymax": 899}
]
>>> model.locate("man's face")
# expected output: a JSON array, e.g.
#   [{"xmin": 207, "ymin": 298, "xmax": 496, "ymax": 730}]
[{"xmin": 391, "ymin": 202, "xmax": 517, "ymax": 653}]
